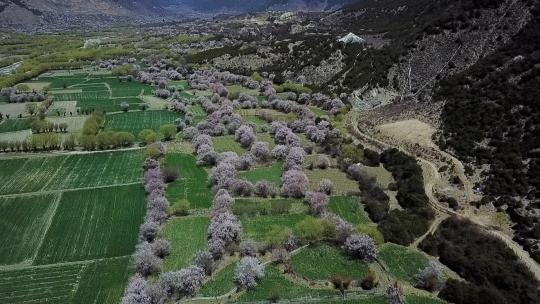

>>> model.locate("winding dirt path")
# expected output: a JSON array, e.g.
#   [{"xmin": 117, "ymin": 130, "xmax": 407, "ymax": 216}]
[{"xmin": 346, "ymin": 112, "xmax": 540, "ymax": 281}]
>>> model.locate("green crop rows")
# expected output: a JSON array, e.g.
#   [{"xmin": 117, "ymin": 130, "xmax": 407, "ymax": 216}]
[
  {"xmin": 35, "ymin": 184, "xmax": 146, "ymax": 264},
  {"xmin": 0, "ymin": 194, "xmax": 58, "ymax": 265},
  {"xmin": 0, "ymin": 149, "xmax": 144, "ymax": 194}
]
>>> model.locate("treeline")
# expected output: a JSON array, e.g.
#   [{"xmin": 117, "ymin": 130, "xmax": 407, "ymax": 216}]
[
  {"xmin": 338, "ymin": 144, "xmax": 433, "ymax": 245},
  {"xmin": 378, "ymin": 149, "xmax": 434, "ymax": 245},
  {"xmin": 420, "ymin": 217, "xmax": 540, "ymax": 304}
]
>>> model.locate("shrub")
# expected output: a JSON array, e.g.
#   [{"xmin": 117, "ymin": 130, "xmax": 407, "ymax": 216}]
[
  {"xmin": 281, "ymin": 169, "xmax": 309, "ymax": 198},
  {"xmin": 160, "ymin": 124, "xmax": 177, "ymax": 141},
  {"xmin": 318, "ymin": 178, "xmax": 334, "ymax": 195},
  {"xmin": 170, "ymin": 199, "xmax": 190, "ymax": 216},
  {"xmin": 240, "ymin": 239, "xmax": 258, "ymax": 257},
  {"xmin": 254, "ymin": 181, "xmax": 277, "ymax": 198},
  {"xmin": 415, "ymin": 261, "xmax": 445, "ymax": 292},
  {"xmin": 134, "ymin": 242, "xmax": 162, "ymax": 277},
  {"xmin": 235, "ymin": 257, "xmax": 265, "ymax": 289},
  {"xmin": 316, "ymin": 155, "xmax": 330, "ymax": 169},
  {"xmin": 162, "ymin": 167, "xmax": 179, "ymax": 183},
  {"xmin": 343, "ymin": 234, "xmax": 378, "ymax": 262}
]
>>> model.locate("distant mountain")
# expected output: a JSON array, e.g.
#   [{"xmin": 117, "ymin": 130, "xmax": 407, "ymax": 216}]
[{"xmin": 0, "ymin": 0, "xmax": 358, "ymax": 28}]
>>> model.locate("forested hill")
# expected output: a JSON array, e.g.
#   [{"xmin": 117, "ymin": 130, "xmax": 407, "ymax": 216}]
[{"xmin": 435, "ymin": 4, "xmax": 540, "ymax": 261}]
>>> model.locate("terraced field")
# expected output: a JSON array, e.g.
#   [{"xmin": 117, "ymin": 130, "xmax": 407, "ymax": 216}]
[
  {"xmin": 0, "ymin": 194, "xmax": 58, "ymax": 265},
  {"xmin": 291, "ymin": 244, "xmax": 370, "ymax": 280},
  {"xmin": 242, "ymin": 214, "xmax": 308, "ymax": 241},
  {"xmin": 239, "ymin": 161, "xmax": 283, "ymax": 186},
  {"xmin": 160, "ymin": 216, "xmax": 210, "ymax": 271},
  {"xmin": 0, "ymin": 149, "xmax": 144, "ymax": 194},
  {"xmin": 329, "ymin": 196, "xmax": 371, "ymax": 225},
  {"xmin": 104, "ymin": 110, "xmax": 181, "ymax": 135},
  {"xmin": 165, "ymin": 153, "xmax": 212, "ymax": 209}
]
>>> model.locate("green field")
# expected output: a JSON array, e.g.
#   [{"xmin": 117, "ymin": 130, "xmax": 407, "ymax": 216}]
[
  {"xmin": 199, "ymin": 262, "xmax": 237, "ymax": 297},
  {"xmin": 378, "ymin": 243, "xmax": 430, "ymax": 283},
  {"xmin": 43, "ymin": 74, "xmax": 153, "ymax": 112},
  {"xmin": 329, "ymin": 196, "xmax": 371, "ymax": 225},
  {"xmin": 0, "ymin": 263, "xmax": 83, "ymax": 304},
  {"xmin": 291, "ymin": 244, "xmax": 369, "ymax": 280},
  {"xmin": 238, "ymin": 266, "xmax": 337, "ymax": 301},
  {"xmin": 238, "ymin": 161, "xmax": 283, "ymax": 186},
  {"xmin": 0, "ymin": 118, "xmax": 31, "ymax": 133},
  {"xmin": 243, "ymin": 214, "xmax": 307, "ymax": 242},
  {"xmin": 0, "ymin": 194, "xmax": 58, "ymax": 265},
  {"xmin": 161, "ymin": 216, "xmax": 210, "ymax": 271},
  {"xmin": 104, "ymin": 110, "xmax": 181, "ymax": 135},
  {"xmin": 213, "ymin": 135, "xmax": 247, "ymax": 154},
  {"xmin": 0, "ymin": 149, "xmax": 144, "ymax": 195},
  {"xmin": 165, "ymin": 153, "xmax": 212, "ymax": 209},
  {"xmin": 34, "ymin": 184, "xmax": 146, "ymax": 264},
  {"xmin": 72, "ymin": 257, "xmax": 131, "ymax": 304},
  {"xmin": 306, "ymin": 168, "xmax": 359, "ymax": 194}
]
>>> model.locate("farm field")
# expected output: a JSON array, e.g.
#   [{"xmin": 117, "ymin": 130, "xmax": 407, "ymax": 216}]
[
  {"xmin": 198, "ymin": 262, "xmax": 237, "ymax": 297},
  {"xmin": 213, "ymin": 135, "xmax": 247, "ymax": 154},
  {"xmin": 378, "ymin": 243, "xmax": 430, "ymax": 284},
  {"xmin": 0, "ymin": 149, "xmax": 144, "ymax": 194},
  {"xmin": 165, "ymin": 152, "xmax": 212, "ymax": 208},
  {"xmin": 0, "ymin": 194, "xmax": 59, "ymax": 265},
  {"xmin": 306, "ymin": 168, "xmax": 359, "ymax": 194},
  {"xmin": 34, "ymin": 184, "xmax": 146, "ymax": 264},
  {"xmin": 238, "ymin": 161, "xmax": 283, "ymax": 186},
  {"xmin": 0, "ymin": 263, "xmax": 83, "ymax": 304},
  {"xmin": 104, "ymin": 110, "xmax": 181, "ymax": 135},
  {"xmin": 242, "ymin": 214, "xmax": 307, "ymax": 241},
  {"xmin": 291, "ymin": 244, "xmax": 370, "ymax": 280},
  {"xmin": 72, "ymin": 257, "xmax": 131, "ymax": 304},
  {"xmin": 329, "ymin": 196, "xmax": 371, "ymax": 225},
  {"xmin": 0, "ymin": 118, "xmax": 31, "ymax": 133},
  {"xmin": 160, "ymin": 216, "xmax": 210, "ymax": 271},
  {"xmin": 238, "ymin": 266, "xmax": 337, "ymax": 301}
]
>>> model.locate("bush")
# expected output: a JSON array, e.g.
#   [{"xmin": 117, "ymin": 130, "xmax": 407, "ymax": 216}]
[
  {"xmin": 170, "ymin": 199, "xmax": 190, "ymax": 216},
  {"xmin": 159, "ymin": 124, "xmax": 177, "ymax": 141},
  {"xmin": 163, "ymin": 167, "xmax": 179, "ymax": 183}
]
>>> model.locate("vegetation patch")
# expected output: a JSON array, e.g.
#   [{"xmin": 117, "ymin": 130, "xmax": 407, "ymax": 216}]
[
  {"xmin": 161, "ymin": 216, "xmax": 210, "ymax": 271},
  {"xmin": 34, "ymin": 184, "xmax": 146, "ymax": 264},
  {"xmin": 0, "ymin": 194, "xmax": 58, "ymax": 265},
  {"xmin": 291, "ymin": 244, "xmax": 369, "ymax": 280}
]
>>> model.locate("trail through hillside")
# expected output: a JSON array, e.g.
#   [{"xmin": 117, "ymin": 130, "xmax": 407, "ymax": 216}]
[{"xmin": 346, "ymin": 112, "xmax": 540, "ymax": 281}]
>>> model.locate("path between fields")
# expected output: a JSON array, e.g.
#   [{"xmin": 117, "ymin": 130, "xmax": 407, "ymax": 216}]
[
  {"xmin": 0, "ymin": 146, "xmax": 144, "ymax": 160},
  {"xmin": 346, "ymin": 112, "xmax": 540, "ymax": 281},
  {"xmin": 0, "ymin": 181, "xmax": 142, "ymax": 199}
]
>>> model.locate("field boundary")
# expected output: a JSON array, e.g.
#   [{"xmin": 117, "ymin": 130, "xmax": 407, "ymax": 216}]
[
  {"xmin": 0, "ymin": 181, "xmax": 143, "ymax": 199},
  {"xmin": 31, "ymin": 192, "xmax": 63, "ymax": 264}
]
